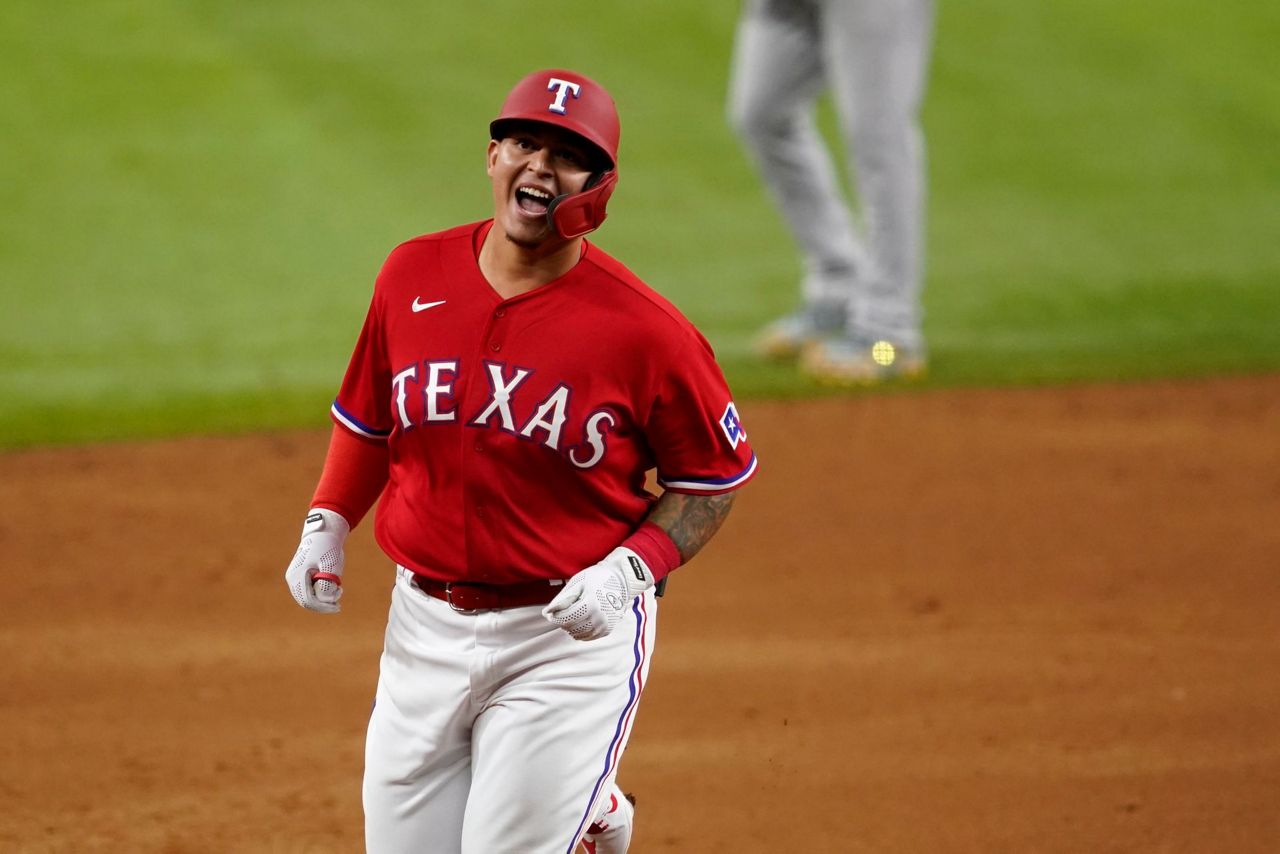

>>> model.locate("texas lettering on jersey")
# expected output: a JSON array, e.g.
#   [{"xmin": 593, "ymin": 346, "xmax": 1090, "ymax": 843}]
[{"xmin": 386, "ymin": 358, "xmax": 617, "ymax": 470}]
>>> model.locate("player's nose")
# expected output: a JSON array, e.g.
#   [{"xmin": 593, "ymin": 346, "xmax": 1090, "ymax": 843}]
[{"xmin": 525, "ymin": 146, "xmax": 553, "ymax": 176}]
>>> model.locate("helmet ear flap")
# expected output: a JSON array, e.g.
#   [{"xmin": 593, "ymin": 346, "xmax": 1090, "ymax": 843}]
[{"xmin": 547, "ymin": 170, "xmax": 617, "ymax": 239}]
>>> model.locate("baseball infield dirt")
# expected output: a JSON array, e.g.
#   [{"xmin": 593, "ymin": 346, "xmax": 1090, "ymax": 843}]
[{"xmin": 3, "ymin": 375, "xmax": 1278, "ymax": 853}]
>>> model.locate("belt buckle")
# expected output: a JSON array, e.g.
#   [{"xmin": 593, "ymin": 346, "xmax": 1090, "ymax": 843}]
[{"xmin": 443, "ymin": 582, "xmax": 482, "ymax": 615}]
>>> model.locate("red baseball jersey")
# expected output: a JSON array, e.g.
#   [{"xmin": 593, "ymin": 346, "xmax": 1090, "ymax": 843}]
[{"xmin": 331, "ymin": 221, "xmax": 757, "ymax": 584}]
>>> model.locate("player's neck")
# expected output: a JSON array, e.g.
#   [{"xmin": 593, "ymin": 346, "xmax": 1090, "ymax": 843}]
[{"xmin": 478, "ymin": 228, "xmax": 585, "ymax": 300}]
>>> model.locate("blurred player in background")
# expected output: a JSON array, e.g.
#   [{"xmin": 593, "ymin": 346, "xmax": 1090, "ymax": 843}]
[
  {"xmin": 728, "ymin": 0, "xmax": 936, "ymax": 383},
  {"xmin": 284, "ymin": 68, "xmax": 756, "ymax": 853}
]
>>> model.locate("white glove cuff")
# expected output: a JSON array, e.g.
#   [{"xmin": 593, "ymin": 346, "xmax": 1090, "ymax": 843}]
[
  {"xmin": 303, "ymin": 507, "xmax": 350, "ymax": 540},
  {"xmin": 612, "ymin": 546, "xmax": 655, "ymax": 596}
]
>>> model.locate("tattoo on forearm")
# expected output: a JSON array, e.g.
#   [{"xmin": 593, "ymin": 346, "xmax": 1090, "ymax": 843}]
[{"xmin": 648, "ymin": 491, "xmax": 738, "ymax": 563}]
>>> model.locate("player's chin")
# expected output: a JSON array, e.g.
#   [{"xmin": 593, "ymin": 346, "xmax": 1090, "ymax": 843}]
[{"xmin": 502, "ymin": 208, "xmax": 554, "ymax": 248}]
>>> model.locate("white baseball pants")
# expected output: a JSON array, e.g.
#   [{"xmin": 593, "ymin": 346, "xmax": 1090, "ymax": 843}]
[{"xmin": 363, "ymin": 566, "xmax": 657, "ymax": 854}]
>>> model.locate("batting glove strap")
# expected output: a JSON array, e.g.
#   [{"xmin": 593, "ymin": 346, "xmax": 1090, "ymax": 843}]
[
  {"xmin": 542, "ymin": 547, "xmax": 654, "ymax": 642},
  {"xmin": 284, "ymin": 508, "xmax": 350, "ymax": 614}
]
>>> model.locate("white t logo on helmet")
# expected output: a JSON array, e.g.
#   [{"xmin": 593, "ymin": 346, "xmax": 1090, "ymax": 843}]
[{"xmin": 546, "ymin": 78, "xmax": 582, "ymax": 115}]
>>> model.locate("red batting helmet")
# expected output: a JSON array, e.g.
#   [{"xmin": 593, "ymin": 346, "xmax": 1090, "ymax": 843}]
[{"xmin": 490, "ymin": 69, "xmax": 620, "ymax": 239}]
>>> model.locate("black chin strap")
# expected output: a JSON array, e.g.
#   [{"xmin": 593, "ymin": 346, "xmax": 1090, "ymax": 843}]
[{"xmin": 544, "ymin": 193, "xmax": 569, "ymax": 230}]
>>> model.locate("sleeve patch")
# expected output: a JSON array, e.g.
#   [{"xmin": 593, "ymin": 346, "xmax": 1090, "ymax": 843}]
[{"xmin": 719, "ymin": 402, "xmax": 747, "ymax": 449}]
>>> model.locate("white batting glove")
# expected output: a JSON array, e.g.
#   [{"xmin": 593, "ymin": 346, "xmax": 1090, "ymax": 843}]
[
  {"xmin": 543, "ymin": 547, "xmax": 655, "ymax": 641},
  {"xmin": 284, "ymin": 508, "xmax": 349, "ymax": 614}
]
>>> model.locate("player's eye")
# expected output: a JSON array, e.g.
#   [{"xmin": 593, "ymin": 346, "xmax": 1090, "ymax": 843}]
[{"xmin": 556, "ymin": 148, "xmax": 585, "ymax": 168}]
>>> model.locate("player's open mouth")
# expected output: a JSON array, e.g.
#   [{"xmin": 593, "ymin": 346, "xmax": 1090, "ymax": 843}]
[{"xmin": 515, "ymin": 185, "xmax": 554, "ymax": 216}]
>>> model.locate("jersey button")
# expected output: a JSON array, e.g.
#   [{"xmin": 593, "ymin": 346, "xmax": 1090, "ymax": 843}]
[
  {"xmin": 474, "ymin": 442, "xmax": 484, "ymax": 453},
  {"xmin": 490, "ymin": 343, "xmax": 501, "ymax": 352},
  {"xmin": 475, "ymin": 506, "xmax": 486, "ymax": 518},
  {"xmin": 494, "ymin": 308, "xmax": 506, "ymax": 318}
]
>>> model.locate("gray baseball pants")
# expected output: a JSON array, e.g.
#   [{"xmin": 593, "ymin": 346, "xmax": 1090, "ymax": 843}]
[{"xmin": 728, "ymin": 0, "xmax": 935, "ymax": 350}]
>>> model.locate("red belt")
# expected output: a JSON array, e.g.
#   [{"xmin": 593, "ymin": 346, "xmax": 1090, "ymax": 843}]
[{"xmin": 410, "ymin": 574, "xmax": 564, "ymax": 613}]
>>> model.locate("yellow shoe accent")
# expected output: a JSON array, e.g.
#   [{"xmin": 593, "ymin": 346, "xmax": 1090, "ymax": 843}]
[{"xmin": 800, "ymin": 339, "xmax": 927, "ymax": 386}]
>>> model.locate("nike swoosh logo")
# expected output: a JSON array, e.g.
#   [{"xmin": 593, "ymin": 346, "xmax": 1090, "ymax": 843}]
[{"xmin": 412, "ymin": 298, "xmax": 446, "ymax": 313}]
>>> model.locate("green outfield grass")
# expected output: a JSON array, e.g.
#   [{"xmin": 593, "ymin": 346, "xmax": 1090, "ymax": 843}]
[{"xmin": 3, "ymin": 0, "xmax": 1278, "ymax": 447}]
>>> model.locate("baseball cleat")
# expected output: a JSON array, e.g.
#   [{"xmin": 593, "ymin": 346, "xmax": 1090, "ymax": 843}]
[
  {"xmin": 800, "ymin": 336, "xmax": 927, "ymax": 386},
  {"xmin": 753, "ymin": 301, "xmax": 847, "ymax": 361},
  {"xmin": 581, "ymin": 791, "xmax": 635, "ymax": 854}
]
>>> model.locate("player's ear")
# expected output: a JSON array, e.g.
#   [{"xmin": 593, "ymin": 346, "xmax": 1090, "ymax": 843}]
[{"xmin": 486, "ymin": 139, "xmax": 500, "ymax": 176}]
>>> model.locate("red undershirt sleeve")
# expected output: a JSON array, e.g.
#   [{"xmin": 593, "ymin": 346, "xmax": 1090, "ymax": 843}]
[{"xmin": 310, "ymin": 424, "xmax": 390, "ymax": 529}]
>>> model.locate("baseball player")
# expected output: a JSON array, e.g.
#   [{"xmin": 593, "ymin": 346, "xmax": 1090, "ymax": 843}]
[
  {"xmin": 728, "ymin": 0, "xmax": 935, "ymax": 383},
  {"xmin": 284, "ymin": 69, "xmax": 757, "ymax": 854}
]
